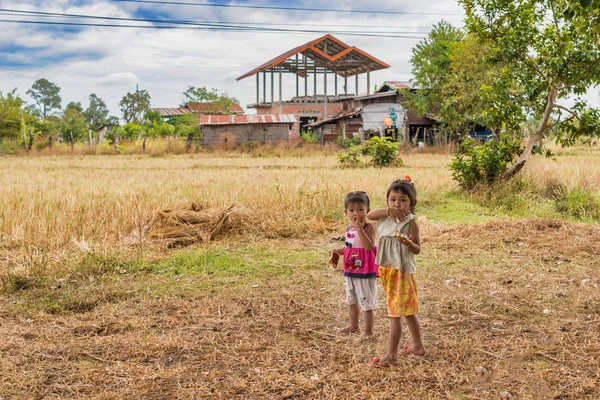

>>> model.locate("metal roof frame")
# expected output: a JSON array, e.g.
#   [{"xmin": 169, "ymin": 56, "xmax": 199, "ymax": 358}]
[{"xmin": 236, "ymin": 34, "xmax": 389, "ymax": 81}]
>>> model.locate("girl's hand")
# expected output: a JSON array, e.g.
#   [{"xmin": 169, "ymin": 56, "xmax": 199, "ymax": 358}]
[
  {"xmin": 351, "ymin": 216, "xmax": 362, "ymax": 232},
  {"xmin": 388, "ymin": 208, "xmax": 407, "ymax": 223},
  {"xmin": 329, "ymin": 249, "xmax": 340, "ymax": 269}
]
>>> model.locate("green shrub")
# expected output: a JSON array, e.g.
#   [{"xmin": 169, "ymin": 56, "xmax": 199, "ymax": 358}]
[
  {"xmin": 337, "ymin": 135, "xmax": 361, "ymax": 148},
  {"xmin": 300, "ymin": 129, "xmax": 319, "ymax": 144},
  {"xmin": 449, "ymin": 136, "xmax": 522, "ymax": 189},
  {"xmin": 337, "ymin": 136, "xmax": 403, "ymax": 167}
]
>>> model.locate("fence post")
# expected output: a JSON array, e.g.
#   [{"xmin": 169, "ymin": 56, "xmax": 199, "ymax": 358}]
[
  {"xmin": 28, "ymin": 130, "xmax": 33, "ymax": 151},
  {"xmin": 48, "ymin": 135, "xmax": 53, "ymax": 149},
  {"xmin": 186, "ymin": 133, "xmax": 192, "ymax": 151}
]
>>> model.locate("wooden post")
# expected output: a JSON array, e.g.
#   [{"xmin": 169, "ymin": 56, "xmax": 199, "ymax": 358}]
[
  {"xmin": 295, "ymin": 54, "xmax": 299, "ymax": 98},
  {"xmin": 88, "ymin": 129, "xmax": 92, "ymax": 146},
  {"xmin": 115, "ymin": 130, "xmax": 119, "ymax": 152},
  {"xmin": 256, "ymin": 73, "xmax": 260, "ymax": 103},
  {"xmin": 344, "ymin": 76, "xmax": 348, "ymax": 95},
  {"xmin": 304, "ymin": 54, "xmax": 308, "ymax": 96},
  {"xmin": 334, "ymin": 73, "xmax": 338, "ymax": 97},
  {"xmin": 263, "ymin": 71, "xmax": 266, "ymax": 103},
  {"xmin": 279, "ymin": 66, "xmax": 283, "ymax": 115},
  {"xmin": 270, "ymin": 68, "xmax": 274, "ymax": 104},
  {"xmin": 324, "ymin": 70, "xmax": 328, "ymax": 119},
  {"xmin": 70, "ymin": 131, "xmax": 74, "ymax": 151},
  {"xmin": 48, "ymin": 135, "xmax": 53, "ymax": 149},
  {"xmin": 27, "ymin": 130, "xmax": 33, "ymax": 151},
  {"xmin": 314, "ymin": 65, "xmax": 317, "ymax": 97},
  {"xmin": 186, "ymin": 133, "xmax": 192, "ymax": 151}
]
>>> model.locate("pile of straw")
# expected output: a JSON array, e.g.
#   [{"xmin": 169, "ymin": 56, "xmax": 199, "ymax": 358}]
[{"xmin": 148, "ymin": 203, "xmax": 240, "ymax": 247}]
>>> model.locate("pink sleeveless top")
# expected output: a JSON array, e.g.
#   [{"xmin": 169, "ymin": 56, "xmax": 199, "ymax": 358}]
[{"xmin": 343, "ymin": 223, "xmax": 378, "ymax": 278}]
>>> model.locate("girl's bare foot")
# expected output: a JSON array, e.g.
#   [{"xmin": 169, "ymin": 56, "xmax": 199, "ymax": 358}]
[
  {"xmin": 359, "ymin": 332, "xmax": 376, "ymax": 341},
  {"xmin": 339, "ymin": 326, "xmax": 359, "ymax": 334},
  {"xmin": 399, "ymin": 345, "xmax": 426, "ymax": 357},
  {"xmin": 370, "ymin": 355, "xmax": 398, "ymax": 368}
]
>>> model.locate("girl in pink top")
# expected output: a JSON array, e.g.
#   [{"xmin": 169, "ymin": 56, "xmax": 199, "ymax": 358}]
[{"xmin": 329, "ymin": 191, "xmax": 378, "ymax": 340}]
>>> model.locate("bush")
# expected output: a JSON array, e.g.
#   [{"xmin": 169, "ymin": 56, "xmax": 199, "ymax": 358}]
[
  {"xmin": 337, "ymin": 135, "xmax": 361, "ymax": 148},
  {"xmin": 337, "ymin": 136, "xmax": 403, "ymax": 167},
  {"xmin": 300, "ymin": 129, "xmax": 319, "ymax": 144},
  {"xmin": 449, "ymin": 136, "xmax": 522, "ymax": 189}
]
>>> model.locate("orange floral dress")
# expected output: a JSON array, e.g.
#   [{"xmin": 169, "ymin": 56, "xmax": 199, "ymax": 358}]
[{"xmin": 378, "ymin": 266, "xmax": 419, "ymax": 317}]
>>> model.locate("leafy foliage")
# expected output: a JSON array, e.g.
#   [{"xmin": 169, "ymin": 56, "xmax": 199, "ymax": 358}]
[
  {"xmin": 26, "ymin": 79, "xmax": 62, "ymax": 120},
  {"xmin": 337, "ymin": 136, "xmax": 403, "ymax": 168},
  {"xmin": 182, "ymin": 86, "xmax": 238, "ymax": 114},
  {"xmin": 84, "ymin": 94, "xmax": 111, "ymax": 130},
  {"xmin": 59, "ymin": 108, "xmax": 87, "ymax": 143},
  {"xmin": 458, "ymin": 0, "xmax": 600, "ymax": 177},
  {"xmin": 119, "ymin": 90, "xmax": 151, "ymax": 124},
  {"xmin": 300, "ymin": 129, "xmax": 319, "ymax": 144},
  {"xmin": 0, "ymin": 89, "xmax": 26, "ymax": 139},
  {"xmin": 449, "ymin": 136, "xmax": 523, "ymax": 189}
]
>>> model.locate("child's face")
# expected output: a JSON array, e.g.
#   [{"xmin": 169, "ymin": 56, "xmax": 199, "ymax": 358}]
[
  {"xmin": 387, "ymin": 190, "xmax": 412, "ymax": 214},
  {"xmin": 345, "ymin": 201, "xmax": 368, "ymax": 224}
]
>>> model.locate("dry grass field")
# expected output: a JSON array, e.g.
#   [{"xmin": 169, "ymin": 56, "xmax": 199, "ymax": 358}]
[{"xmin": 1, "ymin": 145, "xmax": 599, "ymax": 399}]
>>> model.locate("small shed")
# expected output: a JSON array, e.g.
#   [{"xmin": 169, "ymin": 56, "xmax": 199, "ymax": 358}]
[{"xmin": 199, "ymin": 114, "xmax": 297, "ymax": 146}]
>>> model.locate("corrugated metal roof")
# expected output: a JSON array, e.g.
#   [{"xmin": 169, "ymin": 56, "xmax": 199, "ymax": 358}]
[
  {"xmin": 307, "ymin": 108, "xmax": 362, "ymax": 127},
  {"xmin": 352, "ymin": 91, "xmax": 398, "ymax": 101},
  {"xmin": 376, "ymin": 81, "xmax": 414, "ymax": 92},
  {"xmin": 199, "ymin": 114, "xmax": 297, "ymax": 125},
  {"xmin": 151, "ymin": 108, "xmax": 194, "ymax": 117}
]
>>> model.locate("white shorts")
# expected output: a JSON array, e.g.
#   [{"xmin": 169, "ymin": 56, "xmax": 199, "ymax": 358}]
[{"xmin": 345, "ymin": 277, "xmax": 378, "ymax": 311}]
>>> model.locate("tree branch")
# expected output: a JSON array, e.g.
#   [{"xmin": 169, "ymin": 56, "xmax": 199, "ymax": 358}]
[
  {"xmin": 553, "ymin": 104, "xmax": 580, "ymax": 119},
  {"xmin": 525, "ymin": 54, "xmax": 546, "ymax": 79}
]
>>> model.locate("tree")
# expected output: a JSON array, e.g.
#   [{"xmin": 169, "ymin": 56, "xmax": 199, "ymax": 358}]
[
  {"xmin": 406, "ymin": 21, "xmax": 464, "ymax": 117},
  {"xmin": 119, "ymin": 89, "xmax": 151, "ymax": 124},
  {"xmin": 182, "ymin": 86, "xmax": 238, "ymax": 114},
  {"xmin": 406, "ymin": 24, "xmax": 504, "ymax": 139},
  {"xmin": 459, "ymin": 0, "xmax": 600, "ymax": 178},
  {"xmin": 0, "ymin": 89, "xmax": 25, "ymax": 139},
  {"xmin": 59, "ymin": 108, "xmax": 87, "ymax": 143},
  {"xmin": 170, "ymin": 114, "xmax": 201, "ymax": 138},
  {"xmin": 65, "ymin": 101, "xmax": 84, "ymax": 113},
  {"xmin": 84, "ymin": 94, "xmax": 110, "ymax": 130},
  {"xmin": 26, "ymin": 78, "xmax": 62, "ymax": 119}
]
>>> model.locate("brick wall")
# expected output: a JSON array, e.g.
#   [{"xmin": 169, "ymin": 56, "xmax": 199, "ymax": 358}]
[
  {"xmin": 253, "ymin": 102, "xmax": 344, "ymax": 141},
  {"xmin": 202, "ymin": 124, "xmax": 290, "ymax": 146}
]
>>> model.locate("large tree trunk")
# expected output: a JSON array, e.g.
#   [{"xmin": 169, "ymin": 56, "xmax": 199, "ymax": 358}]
[{"xmin": 503, "ymin": 89, "xmax": 556, "ymax": 179}]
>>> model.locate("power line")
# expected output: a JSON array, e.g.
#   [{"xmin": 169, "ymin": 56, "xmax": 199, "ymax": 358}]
[
  {"xmin": 111, "ymin": 0, "xmax": 463, "ymax": 16},
  {"xmin": 0, "ymin": 9, "xmax": 433, "ymax": 30},
  {"xmin": 0, "ymin": 18, "xmax": 428, "ymax": 39},
  {"xmin": 0, "ymin": 9, "xmax": 429, "ymax": 36}
]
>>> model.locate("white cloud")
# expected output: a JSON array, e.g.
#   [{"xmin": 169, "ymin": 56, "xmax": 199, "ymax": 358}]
[
  {"xmin": 97, "ymin": 72, "xmax": 139, "ymax": 87},
  {"xmin": 2, "ymin": 0, "xmax": 596, "ymax": 119}
]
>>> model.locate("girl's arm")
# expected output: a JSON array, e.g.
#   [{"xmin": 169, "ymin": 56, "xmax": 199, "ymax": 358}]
[
  {"xmin": 367, "ymin": 207, "xmax": 408, "ymax": 222},
  {"xmin": 367, "ymin": 208, "xmax": 387, "ymax": 221},
  {"xmin": 405, "ymin": 221, "xmax": 421, "ymax": 255},
  {"xmin": 365, "ymin": 224, "xmax": 377, "ymax": 251},
  {"xmin": 351, "ymin": 218, "xmax": 375, "ymax": 250}
]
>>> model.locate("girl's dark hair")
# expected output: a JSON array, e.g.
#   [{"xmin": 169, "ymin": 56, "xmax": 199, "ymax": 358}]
[
  {"xmin": 344, "ymin": 191, "xmax": 370, "ymax": 210},
  {"xmin": 386, "ymin": 179, "xmax": 417, "ymax": 212}
]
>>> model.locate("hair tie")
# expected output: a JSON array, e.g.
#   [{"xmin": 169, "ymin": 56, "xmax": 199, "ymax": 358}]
[{"xmin": 404, "ymin": 175, "xmax": 412, "ymax": 182}]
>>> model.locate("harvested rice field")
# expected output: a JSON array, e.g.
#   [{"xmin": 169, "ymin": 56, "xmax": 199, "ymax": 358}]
[{"xmin": 1, "ymin": 147, "xmax": 599, "ymax": 399}]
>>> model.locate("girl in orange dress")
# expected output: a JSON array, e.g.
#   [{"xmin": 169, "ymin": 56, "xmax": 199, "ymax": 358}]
[{"xmin": 367, "ymin": 177, "xmax": 425, "ymax": 367}]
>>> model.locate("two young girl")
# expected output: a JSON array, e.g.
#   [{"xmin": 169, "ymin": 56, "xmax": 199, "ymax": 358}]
[{"xmin": 331, "ymin": 178, "xmax": 425, "ymax": 366}]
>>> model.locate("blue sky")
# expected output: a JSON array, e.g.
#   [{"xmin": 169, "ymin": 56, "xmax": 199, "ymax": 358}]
[{"xmin": 1, "ymin": 0, "xmax": 597, "ymax": 118}]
